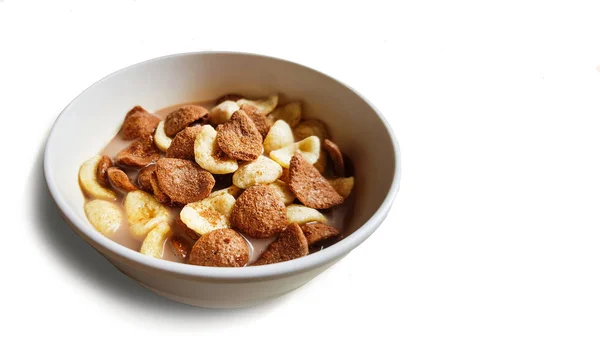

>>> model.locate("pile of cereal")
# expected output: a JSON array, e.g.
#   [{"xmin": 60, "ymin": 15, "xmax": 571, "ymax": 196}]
[{"xmin": 79, "ymin": 94, "xmax": 355, "ymax": 267}]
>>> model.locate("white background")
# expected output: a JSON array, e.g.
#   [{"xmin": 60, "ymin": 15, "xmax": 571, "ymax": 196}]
[{"xmin": 2, "ymin": 1, "xmax": 600, "ymax": 346}]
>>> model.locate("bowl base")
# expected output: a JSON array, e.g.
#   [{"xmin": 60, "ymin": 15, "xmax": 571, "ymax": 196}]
[{"xmin": 138, "ymin": 282, "xmax": 303, "ymax": 308}]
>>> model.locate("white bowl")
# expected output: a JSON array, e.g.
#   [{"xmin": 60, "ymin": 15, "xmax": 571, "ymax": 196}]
[{"xmin": 44, "ymin": 52, "xmax": 401, "ymax": 308}]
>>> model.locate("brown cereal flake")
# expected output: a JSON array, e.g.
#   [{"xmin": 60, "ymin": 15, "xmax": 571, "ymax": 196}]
[
  {"xmin": 155, "ymin": 158, "xmax": 215, "ymax": 204},
  {"xmin": 313, "ymin": 150, "xmax": 329, "ymax": 174},
  {"xmin": 253, "ymin": 223, "xmax": 308, "ymax": 266},
  {"xmin": 216, "ymin": 93, "xmax": 243, "ymax": 104},
  {"xmin": 96, "ymin": 155, "xmax": 113, "ymax": 187},
  {"xmin": 216, "ymin": 110, "xmax": 263, "ymax": 161},
  {"xmin": 171, "ymin": 235, "xmax": 191, "ymax": 259},
  {"xmin": 300, "ymin": 222, "xmax": 341, "ymax": 246},
  {"xmin": 239, "ymin": 103, "xmax": 271, "ymax": 138},
  {"xmin": 149, "ymin": 171, "xmax": 171, "ymax": 204},
  {"xmin": 166, "ymin": 125, "xmax": 202, "ymax": 160},
  {"xmin": 323, "ymin": 139, "xmax": 345, "ymax": 177},
  {"xmin": 188, "ymin": 228, "xmax": 249, "ymax": 267},
  {"xmin": 279, "ymin": 168, "xmax": 290, "ymax": 184},
  {"xmin": 137, "ymin": 165, "xmax": 155, "ymax": 192},
  {"xmin": 121, "ymin": 106, "xmax": 161, "ymax": 140},
  {"xmin": 288, "ymin": 153, "xmax": 344, "ymax": 209},
  {"xmin": 164, "ymin": 105, "xmax": 209, "ymax": 137},
  {"xmin": 107, "ymin": 167, "xmax": 137, "ymax": 192},
  {"xmin": 176, "ymin": 216, "xmax": 200, "ymax": 241},
  {"xmin": 115, "ymin": 136, "xmax": 161, "ymax": 168},
  {"xmin": 230, "ymin": 185, "xmax": 287, "ymax": 239}
]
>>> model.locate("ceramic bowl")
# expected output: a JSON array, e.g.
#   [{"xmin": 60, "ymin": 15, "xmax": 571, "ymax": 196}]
[{"xmin": 44, "ymin": 52, "xmax": 400, "ymax": 308}]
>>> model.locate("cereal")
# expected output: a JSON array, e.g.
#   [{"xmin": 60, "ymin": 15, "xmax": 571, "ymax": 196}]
[
  {"xmin": 300, "ymin": 222, "xmax": 340, "ymax": 245},
  {"xmin": 288, "ymin": 153, "xmax": 343, "ymax": 209},
  {"xmin": 294, "ymin": 119, "xmax": 329, "ymax": 141},
  {"xmin": 188, "ymin": 228, "xmax": 249, "ymax": 267},
  {"xmin": 232, "ymin": 155, "xmax": 282, "ymax": 189},
  {"xmin": 216, "ymin": 93, "xmax": 243, "ymax": 104},
  {"xmin": 137, "ymin": 165, "xmax": 155, "ymax": 192},
  {"xmin": 328, "ymin": 177, "xmax": 355, "ymax": 199},
  {"xmin": 154, "ymin": 121, "xmax": 172, "ymax": 152},
  {"xmin": 80, "ymin": 92, "xmax": 356, "ymax": 266},
  {"xmin": 269, "ymin": 135, "xmax": 321, "ymax": 168},
  {"xmin": 107, "ymin": 167, "xmax": 137, "ymax": 192},
  {"xmin": 155, "ymin": 158, "xmax": 215, "ymax": 204},
  {"xmin": 170, "ymin": 235, "xmax": 191, "ymax": 259},
  {"xmin": 267, "ymin": 102, "xmax": 302, "ymax": 128},
  {"xmin": 166, "ymin": 125, "xmax": 202, "ymax": 160},
  {"xmin": 84, "ymin": 200, "xmax": 122, "ymax": 236},
  {"xmin": 263, "ymin": 120, "xmax": 294, "ymax": 154},
  {"xmin": 164, "ymin": 105, "xmax": 209, "ymax": 137},
  {"xmin": 209, "ymin": 100, "xmax": 240, "ymax": 125},
  {"xmin": 231, "ymin": 185, "xmax": 287, "ymax": 239},
  {"xmin": 267, "ymin": 180, "xmax": 296, "ymax": 205},
  {"xmin": 216, "ymin": 110, "xmax": 263, "ymax": 161},
  {"xmin": 236, "ymin": 94, "xmax": 278, "ymax": 115},
  {"xmin": 79, "ymin": 155, "xmax": 117, "ymax": 200},
  {"xmin": 313, "ymin": 150, "xmax": 329, "ymax": 174},
  {"xmin": 193, "ymin": 125, "xmax": 238, "ymax": 174},
  {"xmin": 237, "ymin": 103, "xmax": 263, "ymax": 116},
  {"xmin": 96, "ymin": 155, "xmax": 112, "ymax": 187},
  {"xmin": 149, "ymin": 171, "xmax": 171, "ymax": 204},
  {"xmin": 124, "ymin": 190, "xmax": 169, "ymax": 239},
  {"xmin": 253, "ymin": 223, "xmax": 308, "ymax": 266},
  {"xmin": 210, "ymin": 185, "xmax": 243, "ymax": 199},
  {"xmin": 176, "ymin": 216, "xmax": 200, "ymax": 241},
  {"xmin": 179, "ymin": 192, "xmax": 236, "ymax": 236},
  {"xmin": 323, "ymin": 139, "xmax": 345, "ymax": 177},
  {"xmin": 286, "ymin": 204, "xmax": 327, "ymax": 225},
  {"xmin": 140, "ymin": 222, "xmax": 172, "ymax": 258},
  {"xmin": 115, "ymin": 136, "xmax": 161, "ymax": 168},
  {"xmin": 121, "ymin": 106, "xmax": 161, "ymax": 140},
  {"xmin": 239, "ymin": 103, "xmax": 271, "ymax": 138},
  {"xmin": 280, "ymin": 168, "xmax": 290, "ymax": 183}
]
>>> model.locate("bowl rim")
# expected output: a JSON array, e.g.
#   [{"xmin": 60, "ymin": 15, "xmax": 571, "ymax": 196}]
[{"xmin": 43, "ymin": 51, "xmax": 401, "ymax": 281}]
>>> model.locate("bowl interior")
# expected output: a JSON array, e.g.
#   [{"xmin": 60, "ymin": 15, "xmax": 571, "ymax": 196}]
[{"xmin": 45, "ymin": 52, "xmax": 398, "ymax": 268}]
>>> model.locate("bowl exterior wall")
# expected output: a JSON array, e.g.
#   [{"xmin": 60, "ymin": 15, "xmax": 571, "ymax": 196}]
[{"xmin": 45, "ymin": 52, "xmax": 400, "ymax": 307}]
